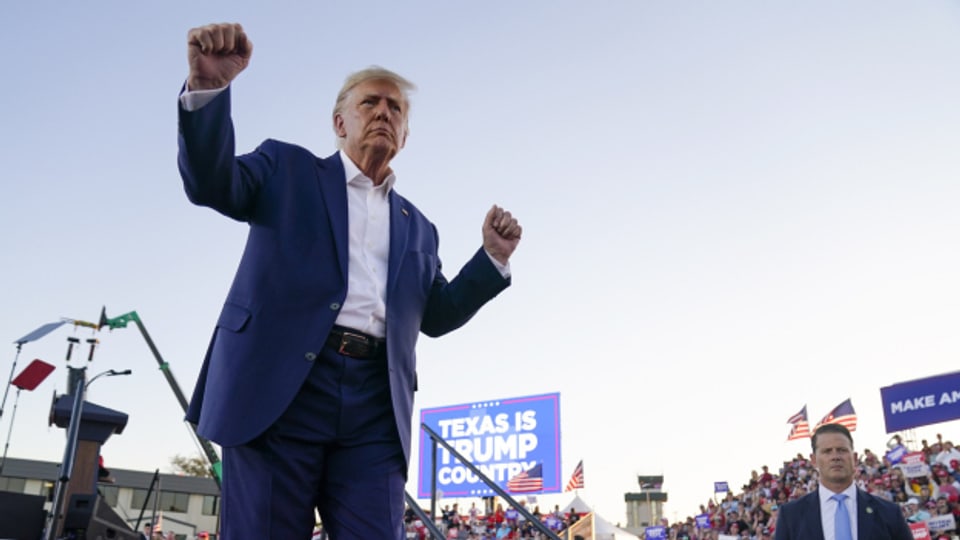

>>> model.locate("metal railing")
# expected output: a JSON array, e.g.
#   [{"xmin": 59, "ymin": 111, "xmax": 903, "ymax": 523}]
[
  {"xmin": 403, "ymin": 490, "xmax": 446, "ymax": 540},
  {"xmin": 407, "ymin": 422, "xmax": 561, "ymax": 540}
]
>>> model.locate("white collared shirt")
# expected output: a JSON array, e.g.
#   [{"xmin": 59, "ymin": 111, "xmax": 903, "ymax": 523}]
[
  {"xmin": 335, "ymin": 151, "xmax": 392, "ymax": 337},
  {"xmin": 819, "ymin": 483, "xmax": 858, "ymax": 540}
]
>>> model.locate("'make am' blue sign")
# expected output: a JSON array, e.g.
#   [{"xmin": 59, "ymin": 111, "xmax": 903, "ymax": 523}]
[{"xmin": 880, "ymin": 371, "xmax": 960, "ymax": 432}]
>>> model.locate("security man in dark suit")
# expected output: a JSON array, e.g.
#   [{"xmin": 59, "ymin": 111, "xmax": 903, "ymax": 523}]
[{"xmin": 775, "ymin": 423, "xmax": 912, "ymax": 540}]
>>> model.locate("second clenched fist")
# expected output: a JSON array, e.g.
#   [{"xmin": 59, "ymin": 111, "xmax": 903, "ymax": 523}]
[{"xmin": 187, "ymin": 23, "xmax": 253, "ymax": 91}]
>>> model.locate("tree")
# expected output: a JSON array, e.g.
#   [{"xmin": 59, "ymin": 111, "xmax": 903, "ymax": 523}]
[{"xmin": 169, "ymin": 454, "xmax": 212, "ymax": 477}]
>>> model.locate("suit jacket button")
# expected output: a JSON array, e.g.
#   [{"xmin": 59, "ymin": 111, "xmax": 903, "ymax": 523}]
[
  {"xmin": 329, "ymin": 303, "xmax": 340, "ymax": 310},
  {"xmin": 304, "ymin": 352, "xmax": 317, "ymax": 361}
]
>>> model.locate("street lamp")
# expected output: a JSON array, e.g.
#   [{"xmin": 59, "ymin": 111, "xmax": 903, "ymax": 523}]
[{"xmin": 45, "ymin": 368, "xmax": 131, "ymax": 540}]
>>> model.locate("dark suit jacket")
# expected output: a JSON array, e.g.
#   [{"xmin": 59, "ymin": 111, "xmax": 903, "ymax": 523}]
[
  {"xmin": 774, "ymin": 489, "xmax": 912, "ymax": 540},
  {"xmin": 178, "ymin": 88, "xmax": 510, "ymax": 463}
]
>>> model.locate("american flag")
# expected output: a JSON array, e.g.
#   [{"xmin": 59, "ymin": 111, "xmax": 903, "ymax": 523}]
[
  {"xmin": 816, "ymin": 398, "xmax": 857, "ymax": 432},
  {"xmin": 787, "ymin": 421, "xmax": 811, "ymax": 441},
  {"xmin": 565, "ymin": 460, "xmax": 584, "ymax": 491},
  {"xmin": 507, "ymin": 463, "xmax": 543, "ymax": 493},
  {"xmin": 786, "ymin": 405, "xmax": 811, "ymax": 441}
]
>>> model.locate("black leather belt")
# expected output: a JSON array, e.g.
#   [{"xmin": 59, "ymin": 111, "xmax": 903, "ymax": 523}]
[{"xmin": 325, "ymin": 326, "xmax": 386, "ymax": 359}]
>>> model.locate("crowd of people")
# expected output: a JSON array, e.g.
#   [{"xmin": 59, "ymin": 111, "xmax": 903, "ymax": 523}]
[
  {"xmin": 401, "ymin": 501, "xmax": 584, "ymax": 539},
  {"xmin": 659, "ymin": 432, "xmax": 960, "ymax": 539},
  {"xmin": 138, "ymin": 523, "xmax": 211, "ymax": 540},
  {"xmin": 394, "ymin": 432, "xmax": 960, "ymax": 540}
]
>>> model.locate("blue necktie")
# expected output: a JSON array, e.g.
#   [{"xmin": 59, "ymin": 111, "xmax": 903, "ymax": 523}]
[{"xmin": 832, "ymin": 493, "xmax": 852, "ymax": 540}]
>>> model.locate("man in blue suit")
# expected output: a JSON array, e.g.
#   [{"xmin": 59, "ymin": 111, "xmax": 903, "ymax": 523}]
[
  {"xmin": 774, "ymin": 423, "xmax": 912, "ymax": 540},
  {"xmin": 178, "ymin": 23, "xmax": 522, "ymax": 539}
]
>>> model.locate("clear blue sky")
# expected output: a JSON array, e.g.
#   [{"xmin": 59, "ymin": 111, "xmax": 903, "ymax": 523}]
[{"xmin": 2, "ymin": 0, "xmax": 960, "ymax": 526}]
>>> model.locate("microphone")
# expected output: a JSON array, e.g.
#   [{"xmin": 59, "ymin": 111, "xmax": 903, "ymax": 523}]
[{"xmin": 108, "ymin": 369, "xmax": 132, "ymax": 376}]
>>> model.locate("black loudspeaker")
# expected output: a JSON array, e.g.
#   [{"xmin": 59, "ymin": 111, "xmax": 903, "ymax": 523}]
[
  {"xmin": 63, "ymin": 493, "xmax": 138, "ymax": 540},
  {"xmin": 0, "ymin": 491, "xmax": 46, "ymax": 539}
]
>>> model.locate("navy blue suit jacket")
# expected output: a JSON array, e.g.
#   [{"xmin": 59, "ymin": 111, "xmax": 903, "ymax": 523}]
[
  {"xmin": 774, "ymin": 489, "xmax": 912, "ymax": 540},
  {"xmin": 178, "ymin": 88, "xmax": 510, "ymax": 463}
]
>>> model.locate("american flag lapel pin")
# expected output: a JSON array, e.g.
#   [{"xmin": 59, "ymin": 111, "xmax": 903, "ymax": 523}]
[{"xmin": 401, "ymin": 208, "xmax": 409, "ymax": 217}]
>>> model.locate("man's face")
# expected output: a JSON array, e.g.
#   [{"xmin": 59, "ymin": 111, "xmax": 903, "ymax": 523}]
[
  {"xmin": 812, "ymin": 432, "xmax": 857, "ymax": 490},
  {"xmin": 335, "ymin": 78, "xmax": 407, "ymax": 163}
]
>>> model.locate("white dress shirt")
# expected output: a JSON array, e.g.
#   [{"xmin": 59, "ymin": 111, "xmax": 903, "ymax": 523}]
[
  {"xmin": 335, "ymin": 153, "xmax": 392, "ymax": 337},
  {"xmin": 818, "ymin": 483, "xmax": 858, "ymax": 540}
]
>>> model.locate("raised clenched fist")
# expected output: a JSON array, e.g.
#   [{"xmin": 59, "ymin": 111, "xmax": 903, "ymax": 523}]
[{"xmin": 187, "ymin": 23, "xmax": 253, "ymax": 91}]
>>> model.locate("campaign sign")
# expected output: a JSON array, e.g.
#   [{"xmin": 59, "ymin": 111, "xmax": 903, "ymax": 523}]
[
  {"xmin": 417, "ymin": 393, "xmax": 561, "ymax": 497},
  {"xmin": 898, "ymin": 461, "xmax": 930, "ymax": 479},
  {"xmin": 927, "ymin": 514, "xmax": 956, "ymax": 532},
  {"xmin": 886, "ymin": 445, "xmax": 908, "ymax": 465},
  {"xmin": 880, "ymin": 371, "xmax": 960, "ymax": 432},
  {"xmin": 910, "ymin": 521, "xmax": 931, "ymax": 539},
  {"xmin": 645, "ymin": 526, "xmax": 667, "ymax": 539},
  {"xmin": 695, "ymin": 514, "xmax": 710, "ymax": 529},
  {"xmin": 902, "ymin": 451, "xmax": 927, "ymax": 466},
  {"xmin": 714, "ymin": 481, "xmax": 729, "ymax": 493}
]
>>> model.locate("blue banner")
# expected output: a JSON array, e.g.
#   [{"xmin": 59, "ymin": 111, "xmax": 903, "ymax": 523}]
[
  {"xmin": 695, "ymin": 514, "xmax": 710, "ymax": 529},
  {"xmin": 645, "ymin": 526, "xmax": 667, "ymax": 539},
  {"xmin": 714, "ymin": 481, "xmax": 729, "ymax": 493},
  {"xmin": 417, "ymin": 392, "xmax": 561, "ymax": 497},
  {"xmin": 880, "ymin": 371, "xmax": 960, "ymax": 432}
]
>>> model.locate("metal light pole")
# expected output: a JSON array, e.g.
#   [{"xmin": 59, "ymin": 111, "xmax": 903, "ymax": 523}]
[{"xmin": 44, "ymin": 368, "xmax": 131, "ymax": 540}]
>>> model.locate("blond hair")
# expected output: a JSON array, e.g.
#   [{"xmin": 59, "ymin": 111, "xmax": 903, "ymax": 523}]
[{"xmin": 332, "ymin": 66, "xmax": 415, "ymax": 149}]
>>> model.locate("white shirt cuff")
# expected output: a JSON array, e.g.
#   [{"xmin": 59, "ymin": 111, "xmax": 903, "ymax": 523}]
[
  {"xmin": 484, "ymin": 250, "xmax": 511, "ymax": 279},
  {"xmin": 180, "ymin": 84, "xmax": 227, "ymax": 111}
]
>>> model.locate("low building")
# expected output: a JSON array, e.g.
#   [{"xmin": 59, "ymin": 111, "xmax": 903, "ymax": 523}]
[{"xmin": 0, "ymin": 457, "xmax": 219, "ymax": 539}]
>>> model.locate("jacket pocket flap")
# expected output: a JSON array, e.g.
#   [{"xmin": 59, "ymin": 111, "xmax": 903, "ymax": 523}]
[{"xmin": 216, "ymin": 303, "xmax": 251, "ymax": 332}]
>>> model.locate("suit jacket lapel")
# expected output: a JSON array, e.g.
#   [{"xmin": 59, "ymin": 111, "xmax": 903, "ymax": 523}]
[
  {"xmin": 387, "ymin": 191, "xmax": 410, "ymax": 299},
  {"xmin": 856, "ymin": 490, "xmax": 878, "ymax": 539},
  {"xmin": 315, "ymin": 153, "xmax": 349, "ymax": 281},
  {"xmin": 804, "ymin": 493, "xmax": 826, "ymax": 540}
]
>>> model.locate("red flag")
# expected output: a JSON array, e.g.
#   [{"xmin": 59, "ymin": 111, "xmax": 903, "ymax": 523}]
[{"xmin": 11, "ymin": 359, "xmax": 55, "ymax": 391}]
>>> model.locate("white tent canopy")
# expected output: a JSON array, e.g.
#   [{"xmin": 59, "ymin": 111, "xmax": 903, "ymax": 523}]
[
  {"xmin": 562, "ymin": 494, "xmax": 593, "ymax": 516},
  {"xmin": 562, "ymin": 495, "xmax": 639, "ymax": 540},
  {"xmin": 593, "ymin": 512, "xmax": 639, "ymax": 540}
]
